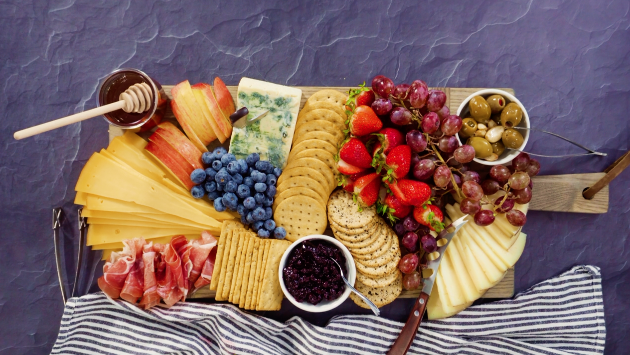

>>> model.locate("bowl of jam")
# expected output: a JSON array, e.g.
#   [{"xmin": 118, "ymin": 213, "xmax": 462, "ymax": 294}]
[{"xmin": 279, "ymin": 235, "xmax": 355, "ymax": 312}]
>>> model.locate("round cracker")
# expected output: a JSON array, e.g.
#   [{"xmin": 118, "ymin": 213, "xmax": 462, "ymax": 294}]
[
  {"xmin": 288, "ymin": 148, "xmax": 338, "ymax": 176},
  {"xmin": 276, "ymin": 176, "xmax": 328, "ymax": 208},
  {"xmin": 355, "ymin": 253, "xmax": 400, "ymax": 278},
  {"xmin": 344, "ymin": 225, "xmax": 389, "ymax": 254},
  {"xmin": 273, "ymin": 187, "xmax": 325, "ymax": 213},
  {"xmin": 292, "ymin": 120, "xmax": 344, "ymax": 144},
  {"xmin": 293, "ymin": 131, "xmax": 341, "ymax": 149},
  {"xmin": 329, "ymin": 217, "xmax": 377, "ymax": 236},
  {"xmin": 350, "ymin": 274, "xmax": 402, "ymax": 308},
  {"xmin": 306, "ymin": 89, "xmax": 348, "ymax": 108},
  {"xmin": 332, "ymin": 218, "xmax": 382, "ymax": 243},
  {"xmin": 327, "ymin": 190, "xmax": 377, "ymax": 229},
  {"xmin": 277, "ymin": 167, "xmax": 332, "ymax": 195},
  {"xmin": 284, "ymin": 158, "xmax": 335, "ymax": 194},
  {"xmin": 356, "ymin": 269, "xmax": 401, "ymax": 289},
  {"xmin": 289, "ymin": 139, "xmax": 338, "ymax": 160},
  {"xmin": 353, "ymin": 233, "xmax": 400, "ymax": 267},
  {"xmin": 274, "ymin": 196, "xmax": 327, "ymax": 242},
  {"xmin": 296, "ymin": 109, "xmax": 345, "ymax": 132}
]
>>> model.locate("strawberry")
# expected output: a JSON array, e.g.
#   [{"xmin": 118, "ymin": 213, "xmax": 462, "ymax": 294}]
[
  {"xmin": 355, "ymin": 90, "xmax": 375, "ymax": 107},
  {"xmin": 350, "ymin": 169, "xmax": 373, "ymax": 181},
  {"xmin": 354, "ymin": 173, "xmax": 381, "ymax": 207},
  {"xmin": 378, "ymin": 194, "xmax": 412, "ymax": 222},
  {"xmin": 413, "ymin": 204, "xmax": 445, "ymax": 232},
  {"xmin": 349, "ymin": 105, "xmax": 383, "ymax": 136},
  {"xmin": 339, "ymin": 138, "xmax": 373, "ymax": 169},
  {"xmin": 337, "ymin": 158, "xmax": 365, "ymax": 175},
  {"xmin": 384, "ymin": 145, "xmax": 411, "ymax": 181},
  {"xmin": 388, "ymin": 179, "xmax": 431, "ymax": 207},
  {"xmin": 338, "ymin": 175, "xmax": 355, "ymax": 192},
  {"xmin": 374, "ymin": 128, "xmax": 404, "ymax": 155}
]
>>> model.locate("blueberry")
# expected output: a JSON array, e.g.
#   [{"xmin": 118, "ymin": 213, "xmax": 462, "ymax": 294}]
[
  {"xmin": 243, "ymin": 197, "xmax": 256, "ymax": 209},
  {"xmin": 266, "ymin": 185, "xmax": 277, "ymax": 198},
  {"xmin": 216, "ymin": 183, "xmax": 224, "ymax": 192},
  {"xmin": 263, "ymin": 196, "xmax": 274, "ymax": 207},
  {"xmin": 237, "ymin": 184, "xmax": 251, "ymax": 199},
  {"xmin": 255, "ymin": 161, "xmax": 273, "ymax": 173},
  {"xmin": 213, "ymin": 197, "xmax": 226, "ymax": 212},
  {"xmin": 257, "ymin": 228, "xmax": 270, "ymax": 238},
  {"xmin": 223, "ymin": 192, "xmax": 238, "ymax": 210},
  {"xmin": 226, "ymin": 161, "xmax": 240, "ymax": 175},
  {"xmin": 225, "ymin": 180, "xmax": 238, "ymax": 193},
  {"xmin": 204, "ymin": 181, "xmax": 217, "ymax": 192},
  {"xmin": 246, "ymin": 212, "xmax": 255, "ymax": 224},
  {"xmin": 215, "ymin": 168, "xmax": 231, "ymax": 184},
  {"xmin": 212, "ymin": 160, "xmax": 222, "ymax": 170},
  {"xmin": 254, "ymin": 182, "xmax": 267, "ymax": 193},
  {"xmin": 273, "ymin": 167, "xmax": 282, "ymax": 177},
  {"xmin": 254, "ymin": 193, "xmax": 266, "ymax": 204},
  {"xmin": 221, "ymin": 153, "xmax": 236, "ymax": 165},
  {"xmin": 237, "ymin": 204, "xmax": 246, "ymax": 216},
  {"xmin": 243, "ymin": 177, "xmax": 254, "ymax": 188},
  {"xmin": 240, "ymin": 214, "xmax": 248, "ymax": 225},
  {"xmin": 266, "ymin": 174, "xmax": 277, "ymax": 186},
  {"xmin": 190, "ymin": 169, "xmax": 206, "ymax": 184},
  {"xmin": 214, "ymin": 147, "xmax": 227, "ymax": 158},
  {"xmin": 202, "ymin": 152, "xmax": 215, "ymax": 166},
  {"xmin": 236, "ymin": 159, "xmax": 248, "ymax": 174},
  {"xmin": 264, "ymin": 207, "xmax": 273, "ymax": 220},
  {"xmin": 246, "ymin": 153, "xmax": 260, "ymax": 167},
  {"xmin": 207, "ymin": 191, "xmax": 220, "ymax": 200},
  {"xmin": 253, "ymin": 171, "xmax": 266, "ymax": 183},
  {"xmin": 191, "ymin": 185, "xmax": 205, "ymax": 199},
  {"xmin": 232, "ymin": 173, "xmax": 243, "ymax": 184},
  {"xmin": 205, "ymin": 167, "xmax": 217, "ymax": 181},
  {"xmin": 252, "ymin": 207, "xmax": 266, "ymax": 221},
  {"xmin": 274, "ymin": 227, "xmax": 287, "ymax": 239},
  {"xmin": 252, "ymin": 221, "xmax": 264, "ymax": 232},
  {"xmin": 264, "ymin": 219, "xmax": 276, "ymax": 231}
]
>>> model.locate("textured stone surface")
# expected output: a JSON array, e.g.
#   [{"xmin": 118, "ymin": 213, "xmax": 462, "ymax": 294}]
[{"xmin": 1, "ymin": 0, "xmax": 628, "ymax": 353}]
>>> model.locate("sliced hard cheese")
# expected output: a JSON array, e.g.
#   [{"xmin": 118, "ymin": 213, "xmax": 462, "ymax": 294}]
[
  {"xmin": 427, "ymin": 279, "xmax": 472, "ymax": 320},
  {"xmin": 444, "ymin": 237, "xmax": 484, "ymax": 303},
  {"xmin": 460, "ymin": 232, "xmax": 507, "ymax": 284},
  {"xmin": 86, "ymin": 224, "xmax": 204, "ymax": 246},
  {"xmin": 452, "ymin": 236, "xmax": 493, "ymax": 292},
  {"xmin": 229, "ymin": 77, "xmax": 302, "ymax": 169},
  {"xmin": 91, "ymin": 234, "xmax": 200, "ymax": 250},
  {"xmin": 86, "ymin": 194, "xmax": 162, "ymax": 214},
  {"xmin": 101, "ymin": 249, "xmax": 120, "ymax": 261},
  {"xmin": 437, "ymin": 247, "xmax": 466, "ymax": 307},
  {"xmin": 75, "ymin": 191, "xmax": 87, "ymax": 205},
  {"xmin": 87, "ymin": 217, "xmax": 181, "ymax": 229}
]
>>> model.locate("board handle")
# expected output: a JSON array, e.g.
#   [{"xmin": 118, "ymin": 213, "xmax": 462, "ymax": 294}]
[{"xmin": 387, "ymin": 292, "xmax": 429, "ymax": 355}]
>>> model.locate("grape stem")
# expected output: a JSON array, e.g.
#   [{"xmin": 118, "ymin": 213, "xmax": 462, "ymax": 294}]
[{"xmin": 431, "ymin": 144, "xmax": 463, "ymax": 199}]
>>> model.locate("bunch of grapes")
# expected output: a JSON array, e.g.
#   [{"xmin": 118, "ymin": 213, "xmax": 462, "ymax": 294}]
[{"xmin": 189, "ymin": 147, "xmax": 286, "ymax": 239}]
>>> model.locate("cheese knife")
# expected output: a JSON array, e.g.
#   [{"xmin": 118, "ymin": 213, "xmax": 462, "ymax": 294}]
[
  {"xmin": 386, "ymin": 215, "xmax": 468, "ymax": 355},
  {"xmin": 229, "ymin": 107, "xmax": 269, "ymax": 129}
]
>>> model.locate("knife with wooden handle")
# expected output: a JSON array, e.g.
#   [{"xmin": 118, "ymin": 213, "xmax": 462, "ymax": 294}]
[{"xmin": 386, "ymin": 215, "xmax": 468, "ymax": 355}]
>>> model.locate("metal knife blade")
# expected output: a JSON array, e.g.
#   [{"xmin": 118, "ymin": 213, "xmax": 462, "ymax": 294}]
[{"xmin": 232, "ymin": 109, "xmax": 269, "ymax": 129}]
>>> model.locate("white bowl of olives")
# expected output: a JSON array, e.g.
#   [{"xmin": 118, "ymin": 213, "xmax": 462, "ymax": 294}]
[{"xmin": 455, "ymin": 89, "xmax": 530, "ymax": 166}]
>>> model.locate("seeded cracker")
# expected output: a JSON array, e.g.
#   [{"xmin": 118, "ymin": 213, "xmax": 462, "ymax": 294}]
[
  {"xmin": 356, "ymin": 269, "xmax": 401, "ymax": 289},
  {"xmin": 332, "ymin": 219, "xmax": 382, "ymax": 243},
  {"xmin": 339, "ymin": 224, "xmax": 388, "ymax": 252},
  {"xmin": 327, "ymin": 190, "xmax": 377, "ymax": 229},
  {"xmin": 353, "ymin": 233, "xmax": 400, "ymax": 267},
  {"xmin": 329, "ymin": 217, "xmax": 378, "ymax": 236},
  {"xmin": 355, "ymin": 252, "xmax": 400, "ymax": 278},
  {"xmin": 350, "ymin": 274, "xmax": 402, "ymax": 308}
]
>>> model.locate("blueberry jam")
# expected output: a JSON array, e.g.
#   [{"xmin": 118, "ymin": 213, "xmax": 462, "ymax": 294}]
[{"xmin": 283, "ymin": 240, "xmax": 347, "ymax": 305}]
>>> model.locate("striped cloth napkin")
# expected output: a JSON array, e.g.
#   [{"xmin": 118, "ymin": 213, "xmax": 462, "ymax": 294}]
[{"xmin": 52, "ymin": 265, "xmax": 605, "ymax": 355}]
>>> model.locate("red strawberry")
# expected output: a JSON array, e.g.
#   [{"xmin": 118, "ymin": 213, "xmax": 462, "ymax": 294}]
[
  {"xmin": 388, "ymin": 179, "xmax": 431, "ymax": 207},
  {"xmin": 355, "ymin": 90, "xmax": 375, "ymax": 107},
  {"xmin": 413, "ymin": 204, "xmax": 445, "ymax": 232},
  {"xmin": 339, "ymin": 175, "xmax": 355, "ymax": 192},
  {"xmin": 339, "ymin": 138, "xmax": 373, "ymax": 169},
  {"xmin": 381, "ymin": 194, "xmax": 412, "ymax": 221},
  {"xmin": 349, "ymin": 106, "xmax": 383, "ymax": 136},
  {"xmin": 350, "ymin": 169, "xmax": 373, "ymax": 181},
  {"xmin": 354, "ymin": 173, "xmax": 381, "ymax": 207},
  {"xmin": 384, "ymin": 145, "xmax": 411, "ymax": 180},
  {"xmin": 337, "ymin": 158, "xmax": 365, "ymax": 175},
  {"xmin": 374, "ymin": 128, "xmax": 404, "ymax": 155}
]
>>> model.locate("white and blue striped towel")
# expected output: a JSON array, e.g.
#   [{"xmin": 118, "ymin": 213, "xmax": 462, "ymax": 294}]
[{"xmin": 52, "ymin": 265, "xmax": 605, "ymax": 355}]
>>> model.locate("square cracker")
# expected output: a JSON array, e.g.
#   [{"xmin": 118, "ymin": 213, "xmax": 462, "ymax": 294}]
[
  {"xmin": 239, "ymin": 237, "xmax": 257, "ymax": 308},
  {"xmin": 257, "ymin": 239, "xmax": 291, "ymax": 311},
  {"xmin": 229, "ymin": 232, "xmax": 248, "ymax": 303},
  {"xmin": 210, "ymin": 220, "xmax": 242, "ymax": 291},
  {"xmin": 249, "ymin": 239, "xmax": 268, "ymax": 310},
  {"xmin": 245, "ymin": 238, "xmax": 262, "ymax": 310},
  {"xmin": 214, "ymin": 229, "xmax": 234, "ymax": 301},
  {"xmin": 233, "ymin": 232, "xmax": 254, "ymax": 304},
  {"xmin": 221, "ymin": 230, "xmax": 242, "ymax": 299},
  {"xmin": 255, "ymin": 240, "xmax": 272, "ymax": 310}
]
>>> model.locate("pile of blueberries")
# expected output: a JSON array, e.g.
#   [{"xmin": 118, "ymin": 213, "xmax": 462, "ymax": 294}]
[{"xmin": 189, "ymin": 147, "xmax": 286, "ymax": 239}]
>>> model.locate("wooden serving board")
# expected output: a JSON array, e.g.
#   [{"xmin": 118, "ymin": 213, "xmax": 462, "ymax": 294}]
[{"xmin": 108, "ymin": 85, "xmax": 609, "ymax": 300}]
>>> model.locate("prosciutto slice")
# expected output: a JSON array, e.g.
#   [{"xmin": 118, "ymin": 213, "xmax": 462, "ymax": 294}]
[
  {"xmin": 98, "ymin": 238, "xmax": 145, "ymax": 299},
  {"xmin": 194, "ymin": 247, "xmax": 217, "ymax": 289},
  {"xmin": 188, "ymin": 231, "xmax": 218, "ymax": 286},
  {"xmin": 138, "ymin": 243, "xmax": 160, "ymax": 309},
  {"xmin": 164, "ymin": 237, "xmax": 188, "ymax": 300}
]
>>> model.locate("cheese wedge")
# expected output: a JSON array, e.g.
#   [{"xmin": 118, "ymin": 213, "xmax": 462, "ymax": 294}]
[
  {"xmin": 86, "ymin": 224, "xmax": 205, "ymax": 246},
  {"xmin": 427, "ymin": 279, "xmax": 472, "ymax": 320},
  {"xmin": 452, "ymin": 236, "xmax": 493, "ymax": 292},
  {"xmin": 437, "ymin": 247, "xmax": 466, "ymax": 307},
  {"xmin": 85, "ymin": 194, "xmax": 162, "ymax": 214},
  {"xmin": 87, "ymin": 217, "xmax": 179, "ymax": 229},
  {"xmin": 444, "ymin": 237, "xmax": 484, "ymax": 303},
  {"xmin": 75, "ymin": 191, "xmax": 87, "ymax": 205},
  {"xmin": 91, "ymin": 234, "xmax": 200, "ymax": 250},
  {"xmin": 458, "ymin": 229, "xmax": 506, "ymax": 284}
]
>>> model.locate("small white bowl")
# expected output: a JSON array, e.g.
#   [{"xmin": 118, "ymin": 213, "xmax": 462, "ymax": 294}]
[
  {"xmin": 456, "ymin": 89, "xmax": 530, "ymax": 166},
  {"xmin": 278, "ymin": 235, "xmax": 356, "ymax": 313}
]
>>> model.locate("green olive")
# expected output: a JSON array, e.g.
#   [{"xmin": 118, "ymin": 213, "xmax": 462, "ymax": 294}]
[
  {"xmin": 459, "ymin": 117, "xmax": 477, "ymax": 138},
  {"xmin": 467, "ymin": 136, "xmax": 493, "ymax": 159},
  {"xmin": 491, "ymin": 141, "xmax": 505, "ymax": 156},
  {"xmin": 502, "ymin": 128, "xmax": 524, "ymax": 149},
  {"xmin": 486, "ymin": 94, "xmax": 506, "ymax": 113},
  {"xmin": 468, "ymin": 96, "xmax": 492, "ymax": 124},
  {"xmin": 500, "ymin": 103, "xmax": 523, "ymax": 128}
]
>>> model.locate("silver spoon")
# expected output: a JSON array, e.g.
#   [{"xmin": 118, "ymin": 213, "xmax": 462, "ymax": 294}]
[{"xmin": 330, "ymin": 257, "xmax": 380, "ymax": 316}]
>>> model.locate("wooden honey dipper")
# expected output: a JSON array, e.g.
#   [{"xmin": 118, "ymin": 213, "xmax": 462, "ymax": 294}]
[{"xmin": 14, "ymin": 82, "xmax": 154, "ymax": 140}]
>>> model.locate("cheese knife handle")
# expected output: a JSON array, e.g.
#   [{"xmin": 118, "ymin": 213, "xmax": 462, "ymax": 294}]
[{"xmin": 386, "ymin": 292, "xmax": 430, "ymax": 355}]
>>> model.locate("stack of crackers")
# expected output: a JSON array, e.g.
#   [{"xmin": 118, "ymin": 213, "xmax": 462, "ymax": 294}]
[
  {"xmin": 327, "ymin": 190, "xmax": 403, "ymax": 309},
  {"xmin": 273, "ymin": 89, "xmax": 348, "ymax": 242},
  {"xmin": 210, "ymin": 220, "xmax": 290, "ymax": 311}
]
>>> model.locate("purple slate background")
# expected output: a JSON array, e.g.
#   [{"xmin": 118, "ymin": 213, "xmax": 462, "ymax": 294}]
[{"xmin": 1, "ymin": 0, "xmax": 629, "ymax": 353}]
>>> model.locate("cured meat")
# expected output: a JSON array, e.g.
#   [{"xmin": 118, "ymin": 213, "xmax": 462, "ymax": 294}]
[
  {"xmin": 120, "ymin": 259, "xmax": 144, "ymax": 304},
  {"xmin": 194, "ymin": 247, "xmax": 217, "ymax": 289},
  {"xmin": 190, "ymin": 232, "xmax": 218, "ymax": 288},
  {"xmin": 98, "ymin": 238, "xmax": 145, "ymax": 299},
  {"xmin": 172, "ymin": 235, "xmax": 193, "ymax": 289},
  {"xmin": 165, "ymin": 238, "xmax": 188, "ymax": 300},
  {"xmin": 138, "ymin": 243, "xmax": 160, "ymax": 309}
]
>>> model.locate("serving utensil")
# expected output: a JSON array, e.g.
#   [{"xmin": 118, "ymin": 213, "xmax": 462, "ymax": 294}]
[
  {"xmin": 510, "ymin": 126, "xmax": 607, "ymax": 158},
  {"xmin": 71, "ymin": 208, "xmax": 88, "ymax": 298},
  {"xmin": 229, "ymin": 107, "xmax": 269, "ymax": 128},
  {"xmin": 52, "ymin": 208, "xmax": 69, "ymax": 303},
  {"xmin": 330, "ymin": 257, "xmax": 380, "ymax": 317}
]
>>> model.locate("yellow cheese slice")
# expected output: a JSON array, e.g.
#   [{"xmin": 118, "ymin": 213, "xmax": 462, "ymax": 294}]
[
  {"xmin": 452, "ymin": 236, "xmax": 493, "ymax": 292},
  {"xmin": 75, "ymin": 191, "xmax": 87, "ymax": 205},
  {"xmin": 83, "ymin": 203, "xmax": 218, "ymax": 230},
  {"xmin": 427, "ymin": 279, "xmax": 472, "ymax": 320},
  {"xmin": 86, "ymin": 224, "xmax": 205, "ymax": 246},
  {"xmin": 437, "ymin": 247, "xmax": 466, "ymax": 307},
  {"xmin": 85, "ymin": 194, "xmax": 162, "ymax": 214},
  {"xmin": 458, "ymin": 229, "xmax": 506, "ymax": 284},
  {"xmin": 444, "ymin": 237, "xmax": 484, "ymax": 303},
  {"xmin": 92, "ymin": 234, "xmax": 201, "ymax": 250},
  {"xmin": 87, "ymin": 217, "xmax": 180, "ymax": 229},
  {"xmin": 101, "ymin": 249, "xmax": 121, "ymax": 261},
  {"xmin": 82, "ymin": 208, "xmax": 158, "ymax": 221},
  {"xmin": 120, "ymin": 130, "xmax": 148, "ymax": 150}
]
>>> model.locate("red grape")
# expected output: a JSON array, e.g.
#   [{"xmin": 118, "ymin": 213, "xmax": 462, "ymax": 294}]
[
  {"xmin": 398, "ymin": 253, "xmax": 419, "ymax": 274},
  {"xmin": 413, "ymin": 159, "xmax": 436, "ymax": 181},
  {"xmin": 426, "ymin": 90, "xmax": 446, "ymax": 112},
  {"xmin": 446, "ymin": 173, "xmax": 462, "ymax": 189},
  {"xmin": 416, "ymin": 225, "xmax": 431, "ymax": 236},
  {"xmin": 420, "ymin": 234, "xmax": 438, "ymax": 253},
  {"xmin": 490, "ymin": 165, "xmax": 511, "ymax": 184},
  {"xmin": 453, "ymin": 145, "xmax": 475, "ymax": 163},
  {"xmin": 481, "ymin": 179, "xmax": 501, "ymax": 195},
  {"xmin": 402, "ymin": 272, "xmax": 422, "ymax": 290},
  {"xmin": 438, "ymin": 135, "xmax": 459, "ymax": 153},
  {"xmin": 437, "ymin": 105, "xmax": 450, "ymax": 120},
  {"xmin": 421, "ymin": 112, "xmax": 440, "ymax": 134},
  {"xmin": 506, "ymin": 209, "xmax": 527, "ymax": 226},
  {"xmin": 392, "ymin": 83, "xmax": 410, "ymax": 101},
  {"xmin": 512, "ymin": 152, "xmax": 530, "ymax": 171},
  {"xmin": 401, "ymin": 232, "xmax": 419, "ymax": 252},
  {"xmin": 434, "ymin": 165, "xmax": 452, "ymax": 187},
  {"xmin": 513, "ymin": 186, "xmax": 532, "ymax": 204},
  {"xmin": 441, "ymin": 115, "xmax": 463, "ymax": 135},
  {"xmin": 394, "ymin": 222, "xmax": 406, "ymax": 237},
  {"xmin": 526, "ymin": 159, "xmax": 541, "ymax": 177},
  {"xmin": 403, "ymin": 215, "xmax": 420, "ymax": 231},
  {"xmin": 508, "ymin": 172, "xmax": 530, "ymax": 190},
  {"xmin": 462, "ymin": 180, "xmax": 484, "ymax": 201},
  {"xmin": 409, "ymin": 80, "xmax": 429, "ymax": 108},
  {"xmin": 372, "ymin": 98, "xmax": 393, "ymax": 115},
  {"xmin": 371, "ymin": 75, "xmax": 394, "ymax": 98},
  {"xmin": 462, "ymin": 170, "xmax": 480, "ymax": 184},
  {"xmin": 390, "ymin": 106, "xmax": 412, "ymax": 125},
  {"xmin": 474, "ymin": 210, "xmax": 495, "ymax": 226},
  {"xmin": 494, "ymin": 197, "xmax": 515, "ymax": 213},
  {"xmin": 460, "ymin": 198, "xmax": 482, "ymax": 215},
  {"xmin": 406, "ymin": 130, "xmax": 427, "ymax": 152}
]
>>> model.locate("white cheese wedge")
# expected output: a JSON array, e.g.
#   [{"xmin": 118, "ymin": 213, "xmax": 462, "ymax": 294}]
[
  {"xmin": 458, "ymin": 229, "xmax": 507, "ymax": 284},
  {"xmin": 444, "ymin": 237, "xmax": 484, "ymax": 303},
  {"xmin": 229, "ymin": 77, "xmax": 302, "ymax": 169},
  {"xmin": 437, "ymin": 248, "xmax": 466, "ymax": 307},
  {"xmin": 452, "ymin": 236, "xmax": 493, "ymax": 292},
  {"xmin": 427, "ymin": 279, "xmax": 472, "ymax": 320}
]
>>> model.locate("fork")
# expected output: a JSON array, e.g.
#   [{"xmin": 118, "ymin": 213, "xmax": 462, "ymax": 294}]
[{"xmin": 330, "ymin": 257, "xmax": 380, "ymax": 316}]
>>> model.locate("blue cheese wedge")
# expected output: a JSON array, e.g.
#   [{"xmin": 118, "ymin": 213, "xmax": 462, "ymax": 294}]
[{"xmin": 229, "ymin": 78, "xmax": 302, "ymax": 169}]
